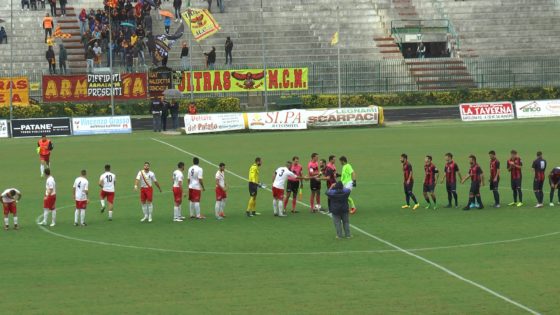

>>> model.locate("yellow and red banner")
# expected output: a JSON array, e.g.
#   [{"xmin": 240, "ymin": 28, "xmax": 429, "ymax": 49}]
[
  {"xmin": 0, "ymin": 77, "xmax": 30, "ymax": 106},
  {"xmin": 175, "ymin": 68, "xmax": 308, "ymax": 93},
  {"xmin": 181, "ymin": 8, "xmax": 221, "ymax": 41}
]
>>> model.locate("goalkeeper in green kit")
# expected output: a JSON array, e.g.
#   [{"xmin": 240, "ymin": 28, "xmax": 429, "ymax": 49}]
[{"xmin": 339, "ymin": 156, "xmax": 357, "ymax": 214}]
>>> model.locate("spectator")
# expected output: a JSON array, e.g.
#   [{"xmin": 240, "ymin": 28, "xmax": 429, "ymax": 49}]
[
  {"xmin": 207, "ymin": 0, "xmax": 212, "ymax": 12},
  {"xmin": 79, "ymin": 9, "xmax": 88, "ymax": 34},
  {"xmin": 125, "ymin": 47, "xmax": 134, "ymax": 72},
  {"xmin": 39, "ymin": 0, "xmax": 45, "ymax": 9},
  {"xmin": 173, "ymin": 0, "xmax": 182, "ymax": 22},
  {"xmin": 217, "ymin": 0, "xmax": 224, "ymax": 13},
  {"xmin": 155, "ymin": 0, "xmax": 162, "ymax": 20},
  {"xmin": 43, "ymin": 13, "xmax": 54, "ymax": 43},
  {"xmin": 326, "ymin": 181, "xmax": 352, "ymax": 239},
  {"xmin": 143, "ymin": 14, "xmax": 153, "ymax": 34},
  {"xmin": 86, "ymin": 46, "xmax": 95, "ymax": 73},
  {"xmin": 150, "ymin": 97, "xmax": 163, "ymax": 132},
  {"xmin": 0, "ymin": 27, "xmax": 7, "ymax": 44},
  {"xmin": 48, "ymin": 0, "xmax": 56, "ymax": 17},
  {"xmin": 59, "ymin": 44, "xmax": 67, "ymax": 74},
  {"xmin": 46, "ymin": 46, "xmax": 56, "ymax": 74},
  {"xmin": 180, "ymin": 42, "xmax": 189, "ymax": 70},
  {"xmin": 130, "ymin": 32, "xmax": 138, "ymax": 46},
  {"xmin": 161, "ymin": 100, "xmax": 169, "ymax": 131},
  {"xmin": 59, "ymin": 0, "xmax": 67, "ymax": 16},
  {"xmin": 204, "ymin": 46, "xmax": 216, "ymax": 69},
  {"xmin": 81, "ymin": 31, "xmax": 90, "ymax": 57},
  {"xmin": 169, "ymin": 100, "xmax": 179, "ymax": 129},
  {"xmin": 30, "ymin": 0, "xmax": 37, "ymax": 10},
  {"xmin": 225, "ymin": 37, "xmax": 233, "ymax": 65},
  {"xmin": 93, "ymin": 42, "xmax": 102, "ymax": 67},
  {"xmin": 164, "ymin": 16, "xmax": 171, "ymax": 35},
  {"xmin": 417, "ymin": 42, "xmax": 426, "ymax": 59},
  {"xmin": 134, "ymin": 40, "xmax": 146, "ymax": 67},
  {"xmin": 22, "ymin": 0, "xmax": 30, "ymax": 10}
]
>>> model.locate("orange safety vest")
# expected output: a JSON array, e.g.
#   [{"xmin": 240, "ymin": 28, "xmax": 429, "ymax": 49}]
[
  {"xmin": 38, "ymin": 139, "xmax": 51, "ymax": 156},
  {"xmin": 43, "ymin": 17, "xmax": 53, "ymax": 29}
]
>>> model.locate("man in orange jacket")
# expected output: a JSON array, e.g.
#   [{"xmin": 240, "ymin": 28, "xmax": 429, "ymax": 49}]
[
  {"xmin": 43, "ymin": 13, "xmax": 54, "ymax": 43},
  {"xmin": 38, "ymin": 134, "xmax": 53, "ymax": 178}
]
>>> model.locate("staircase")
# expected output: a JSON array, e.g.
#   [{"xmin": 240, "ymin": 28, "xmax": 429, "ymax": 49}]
[
  {"xmin": 407, "ymin": 58, "xmax": 475, "ymax": 90},
  {"xmin": 56, "ymin": 6, "xmax": 86, "ymax": 71}
]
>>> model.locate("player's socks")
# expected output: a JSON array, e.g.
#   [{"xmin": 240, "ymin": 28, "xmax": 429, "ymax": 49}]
[
  {"xmin": 215, "ymin": 202, "xmax": 221, "ymax": 218},
  {"xmin": 348, "ymin": 197, "xmax": 355, "ymax": 209},
  {"xmin": 278, "ymin": 200, "xmax": 284, "ymax": 215},
  {"xmin": 310, "ymin": 196, "xmax": 315, "ymax": 210},
  {"xmin": 518, "ymin": 189, "xmax": 523, "ymax": 202},
  {"xmin": 493, "ymin": 191, "xmax": 500, "ymax": 206},
  {"xmin": 108, "ymin": 210, "xmax": 113, "ymax": 220},
  {"xmin": 3, "ymin": 217, "xmax": 8, "ymax": 226},
  {"xmin": 447, "ymin": 191, "xmax": 452, "ymax": 206},
  {"xmin": 292, "ymin": 198, "xmax": 297, "ymax": 210},
  {"xmin": 40, "ymin": 164, "xmax": 44, "ymax": 177},
  {"xmin": 551, "ymin": 190, "xmax": 555, "ymax": 203},
  {"xmin": 452, "ymin": 192, "xmax": 458, "ymax": 206},
  {"xmin": 80, "ymin": 210, "xmax": 86, "ymax": 225},
  {"xmin": 101, "ymin": 199, "xmax": 106, "ymax": 208},
  {"xmin": 74, "ymin": 209, "xmax": 79, "ymax": 224},
  {"xmin": 194, "ymin": 203, "xmax": 201, "ymax": 217},
  {"xmin": 41, "ymin": 209, "xmax": 49, "ymax": 224},
  {"xmin": 220, "ymin": 199, "xmax": 227, "ymax": 215},
  {"xmin": 13, "ymin": 216, "xmax": 18, "ymax": 226},
  {"xmin": 424, "ymin": 198, "xmax": 431, "ymax": 207},
  {"xmin": 272, "ymin": 199, "xmax": 278, "ymax": 215},
  {"xmin": 410, "ymin": 194, "xmax": 418, "ymax": 204},
  {"xmin": 51, "ymin": 210, "xmax": 56, "ymax": 225},
  {"xmin": 148, "ymin": 204, "xmax": 153, "ymax": 217},
  {"xmin": 476, "ymin": 196, "xmax": 483, "ymax": 208},
  {"xmin": 141, "ymin": 204, "xmax": 148, "ymax": 221},
  {"xmin": 189, "ymin": 202, "xmax": 195, "ymax": 218}
]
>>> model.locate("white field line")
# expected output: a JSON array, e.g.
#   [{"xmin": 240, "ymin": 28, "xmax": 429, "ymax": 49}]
[{"xmin": 152, "ymin": 137, "xmax": 542, "ymax": 315}]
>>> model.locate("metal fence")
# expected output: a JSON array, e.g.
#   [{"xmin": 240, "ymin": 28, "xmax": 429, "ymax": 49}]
[{"xmin": 3, "ymin": 55, "xmax": 560, "ymax": 104}]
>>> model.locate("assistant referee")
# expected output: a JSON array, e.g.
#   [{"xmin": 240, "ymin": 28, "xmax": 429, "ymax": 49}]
[{"xmin": 246, "ymin": 157, "xmax": 262, "ymax": 217}]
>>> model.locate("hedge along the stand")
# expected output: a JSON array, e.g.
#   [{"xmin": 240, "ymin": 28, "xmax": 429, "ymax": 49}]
[{"xmin": 2, "ymin": 87, "xmax": 560, "ymax": 118}]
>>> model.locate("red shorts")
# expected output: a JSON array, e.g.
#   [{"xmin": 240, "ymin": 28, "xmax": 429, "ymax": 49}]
[
  {"xmin": 3, "ymin": 202, "xmax": 16, "ymax": 215},
  {"xmin": 173, "ymin": 187, "xmax": 183, "ymax": 204},
  {"xmin": 40, "ymin": 154, "xmax": 50, "ymax": 163},
  {"xmin": 189, "ymin": 189, "xmax": 201, "ymax": 202},
  {"xmin": 75, "ymin": 200, "xmax": 88, "ymax": 209},
  {"xmin": 140, "ymin": 187, "xmax": 153, "ymax": 203},
  {"xmin": 215, "ymin": 186, "xmax": 227, "ymax": 201},
  {"xmin": 43, "ymin": 194, "xmax": 56, "ymax": 210},
  {"xmin": 100, "ymin": 190, "xmax": 115, "ymax": 204},
  {"xmin": 272, "ymin": 187, "xmax": 284, "ymax": 200}
]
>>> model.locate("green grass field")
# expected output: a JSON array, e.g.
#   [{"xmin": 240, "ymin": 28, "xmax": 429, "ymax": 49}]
[{"xmin": 1, "ymin": 119, "xmax": 559, "ymax": 314}]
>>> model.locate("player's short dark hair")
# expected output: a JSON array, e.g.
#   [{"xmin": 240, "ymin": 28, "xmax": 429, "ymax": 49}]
[
  {"xmin": 292, "ymin": 156, "xmax": 299, "ymax": 161},
  {"xmin": 401, "ymin": 153, "xmax": 408, "ymax": 159},
  {"xmin": 445, "ymin": 153, "xmax": 453, "ymax": 158},
  {"xmin": 320, "ymin": 159, "xmax": 327, "ymax": 164},
  {"xmin": 255, "ymin": 157, "xmax": 261, "ymax": 163},
  {"xmin": 329, "ymin": 155, "xmax": 335, "ymax": 161},
  {"xmin": 178, "ymin": 162, "xmax": 185, "ymax": 168},
  {"xmin": 426, "ymin": 155, "xmax": 432, "ymax": 161},
  {"xmin": 286, "ymin": 161, "xmax": 292, "ymax": 165},
  {"xmin": 489, "ymin": 150, "xmax": 496, "ymax": 155},
  {"xmin": 41, "ymin": 134, "xmax": 46, "ymax": 138},
  {"xmin": 339, "ymin": 156, "xmax": 347, "ymax": 163},
  {"xmin": 311, "ymin": 153, "xmax": 318, "ymax": 159},
  {"xmin": 219, "ymin": 162, "xmax": 225, "ymax": 167},
  {"xmin": 9, "ymin": 189, "xmax": 16, "ymax": 196},
  {"xmin": 193, "ymin": 157, "xmax": 199, "ymax": 165},
  {"xmin": 44, "ymin": 168, "xmax": 51, "ymax": 175},
  {"xmin": 105, "ymin": 164, "xmax": 111, "ymax": 171},
  {"xmin": 510, "ymin": 150, "xmax": 517, "ymax": 154},
  {"xmin": 81, "ymin": 169, "xmax": 87, "ymax": 176},
  {"xmin": 537, "ymin": 151, "xmax": 542, "ymax": 157},
  {"xmin": 469, "ymin": 155, "xmax": 477, "ymax": 162},
  {"xmin": 144, "ymin": 161, "xmax": 150, "ymax": 166}
]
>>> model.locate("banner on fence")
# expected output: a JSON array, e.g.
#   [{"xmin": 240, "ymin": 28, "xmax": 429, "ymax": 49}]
[
  {"xmin": 306, "ymin": 106, "xmax": 380, "ymax": 127},
  {"xmin": 72, "ymin": 116, "xmax": 132, "ymax": 135},
  {"xmin": 184, "ymin": 113, "xmax": 245, "ymax": 134},
  {"xmin": 459, "ymin": 102, "xmax": 515, "ymax": 121},
  {"xmin": 11, "ymin": 117, "xmax": 72, "ymax": 137},
  {"xmin": 0, "ymin": 77, "xmax": 30, "ymax": 106},
  {"xmin": 42, "ymin": 73, "xmax": 147, "ymax": 102},
  {"xmin": 0, "ymin": 120, "xmax": 8, "ymax": 138},
  {"xmin": 175, "ymin": 68, "xmax": 308, "ymax": 93},
  {"xmin": 515, "ymin": 100, "xmax": 560, "ymax": 119},
  {"xmin": 247, "ymin": 109, "xmax": 307, "ymax": 130},
  {"xmin": 148, "ymin": 70, "xmax": 173, "ymax": 97}
]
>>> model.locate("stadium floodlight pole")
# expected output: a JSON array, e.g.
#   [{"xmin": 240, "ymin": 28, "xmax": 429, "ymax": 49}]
[
  {"xmin": 336, "ymin": 5, "xmax": 341, "ymax": 108},
  {"xmin": 9, "ymin": 0, "xmax": 14, "ymax": 122},
  {"xmin": 109, "ymin": 11, "xmax": 115, "ymax": 116},
  {"xmin": 187, "ymin": 14, "xmax": 194, "ymax": 101},
  {"xmin": 260, "ymin": 0, "xmax": 268, "ymax": 111}
]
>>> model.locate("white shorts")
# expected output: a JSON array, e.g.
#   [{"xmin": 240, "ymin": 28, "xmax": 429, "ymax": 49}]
[{"xmin": 344, "ymin": 182, "xmax": 353, "ymax": 191}]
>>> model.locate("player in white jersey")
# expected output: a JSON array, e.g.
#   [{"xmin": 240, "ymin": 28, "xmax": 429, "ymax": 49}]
[
  {"xmin": 134, "ymin": 162, "xmax": 162, "ymax": 223},
  {"xmin": 172, "ymin": 162, "xmax": 186, "ymax": 222},
  {"xmin": 188, "ymin": 157, "xmax": 205, "ymax": 219},
  {"xmin": 73, "ymin": 170, "xmax": 89, "ymax": 226},
  {"xmin": 2, "ymin": 188, "xmax": 22, "ymax": 230},
  {"xmin": 215, "ymin": 163, "xmax": 227, "ymax": 220},
  {"xmin": 39, "ymin": 168, "xmax": 57, "ymax": 227},
  {"xmin": 272, "ymin": 161, "xmax": 305, "ymax": 216},
  {"xmin": 99, "ymin": 164, "xmax": 116, "ymax": 220}
]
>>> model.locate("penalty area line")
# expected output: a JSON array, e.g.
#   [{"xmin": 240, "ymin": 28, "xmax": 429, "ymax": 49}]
[{"xmin": 152, "ymin": 137, "xmax": 542, "ymax": 315}]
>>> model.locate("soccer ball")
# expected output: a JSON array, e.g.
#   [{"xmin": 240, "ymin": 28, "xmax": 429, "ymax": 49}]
[{"xmin": 314, "ymin": 204, "xmax": 321, "ymax": 211}]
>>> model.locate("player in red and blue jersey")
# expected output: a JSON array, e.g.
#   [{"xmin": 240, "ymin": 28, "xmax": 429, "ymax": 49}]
[
  {"xmin": 400, "ymin": 154, "xmax": 419, "ymax": 210},
  {"xmin": 549, "ymin": 167, "xmax": 560, "ymax": 206},
  {"xmin": 461, "ymin": 155, "xmax": 485, "ymax": 210},
  {"xmin": 531, "ymin": 151, "xmax": 547, "ymax": 208},
  {"xmin": 423, "ymin": 155, "xmax": 439, "ymax": 209},
  {"xmin": 488, "ymin": 150, "xmax": 501, "ymax": 208},
  {"xmin": 441, "ymin": 153, "xmax": 462, "ymax": 208},
  {"xmin": 507, "ymin": 150, "xmax": 523, "ymax": 207}
]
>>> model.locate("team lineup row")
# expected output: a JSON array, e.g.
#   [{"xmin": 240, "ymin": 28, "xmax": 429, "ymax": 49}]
[
  {"xmin": 400, "ymin": 150, "xmax": 560, "ymax": 211},
  {"xmin": 2, "ymin": 150, "xmax": 358, "ymax": 229}
]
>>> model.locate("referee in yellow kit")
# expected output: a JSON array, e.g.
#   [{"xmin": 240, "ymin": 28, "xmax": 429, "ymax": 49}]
[{"xmin": 247, "ymin": 157, "xmax": 263, "ymax": 217}]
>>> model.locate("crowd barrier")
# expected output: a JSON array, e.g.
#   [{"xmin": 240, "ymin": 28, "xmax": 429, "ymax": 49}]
[{"xmin": 460, "ymin": 100, "xmax": 560, "ymax": 121}]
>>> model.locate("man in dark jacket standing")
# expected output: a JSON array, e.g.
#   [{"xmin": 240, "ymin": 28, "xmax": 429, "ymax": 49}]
[
  {"xmin": 173, "ymin": 0, "xmax": 182, "ymax": 22},
  {"xmin": 150, "ymin": 97, "xmax": 163, "ymax": 132},
  {"xmin": 59, "ymin": 44, "xmax": 67, "ymax": 74},
  {"xmin": 326, "ymin": 181, "xmax": 352, "ymax": 239},
  {"xmin": 46, "ymin": 46, "xmax": 56, "ymax": 74},
  {"xmin": 225, "ymin": 37, "xmax": 233, "ymax": 65},
  {"xmin": 169, "ymin": 100, "xmax": 179, "ymax": 129},
  {"xmin": 161, "ymin": 99, "xmax": 169, "ymax": 131}
]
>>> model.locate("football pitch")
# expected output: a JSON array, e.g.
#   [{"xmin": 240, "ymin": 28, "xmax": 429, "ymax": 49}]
[{"xmin": 1, "ymin": 119, "xmax": 559, "ymax": 314}]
